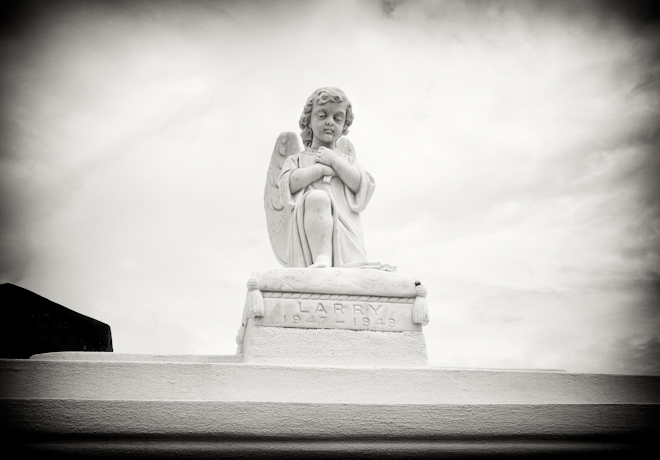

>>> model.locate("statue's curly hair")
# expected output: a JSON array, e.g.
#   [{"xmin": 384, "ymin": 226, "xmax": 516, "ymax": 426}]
[{"xmin": 299, "ymin": 87, "xmax": 354, "ymax": 148}]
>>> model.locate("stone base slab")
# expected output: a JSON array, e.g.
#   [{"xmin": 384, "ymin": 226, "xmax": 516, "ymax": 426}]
[
  {"xmin": 241, "ymin": 325, "xmax": 428, "ymax": 366},
  {"xmin": 236, "ymin": 268, "xmax": 430, "ymax": 364}
]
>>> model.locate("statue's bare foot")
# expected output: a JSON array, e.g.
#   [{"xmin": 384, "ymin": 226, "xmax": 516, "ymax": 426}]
[{"xmin": 311, "ymin": 254, "xmax": 331, "ymax": 268}]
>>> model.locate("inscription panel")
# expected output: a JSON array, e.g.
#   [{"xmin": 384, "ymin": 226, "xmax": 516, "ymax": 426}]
[{"xmin": 254, "ymin": 296, "xmax": 420, "ymax": 332}]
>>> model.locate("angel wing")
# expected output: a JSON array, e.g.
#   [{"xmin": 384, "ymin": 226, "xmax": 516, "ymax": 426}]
[
  {"xmin": 336, "ymin": 136, "xmax": 356, "ymax": 159},
  {"xmin": 264, "ymin": 132, "xmax": 301, "ymax": 267}
]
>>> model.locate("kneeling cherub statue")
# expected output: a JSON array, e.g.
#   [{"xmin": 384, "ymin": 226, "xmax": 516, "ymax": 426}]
[{"xmin": 265, "ymin": 87, "xmax": 393, "ymax": 271}]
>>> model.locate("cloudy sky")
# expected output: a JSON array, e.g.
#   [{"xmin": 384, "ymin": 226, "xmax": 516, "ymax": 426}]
[{"xmin": 1, "ymin": 0, "xmax": 659, "ymax": 375}]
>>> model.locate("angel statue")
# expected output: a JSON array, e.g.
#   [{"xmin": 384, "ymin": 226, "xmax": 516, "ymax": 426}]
[{"xmin": 265, "ymin": 87, "xmax": 391, "ymax": 270}]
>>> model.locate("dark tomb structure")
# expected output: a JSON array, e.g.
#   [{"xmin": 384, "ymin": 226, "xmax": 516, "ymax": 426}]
[{"xmin": 0, "ymin": 283, "xmax": 112, "ymax": 359}]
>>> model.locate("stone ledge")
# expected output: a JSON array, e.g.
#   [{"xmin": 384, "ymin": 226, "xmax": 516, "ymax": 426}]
[
  {"xmin": 3, "ymin": 358, "xmax": 658, "ymax": 404},
  {"xmin": 4, "ymin": 400, "xmax": 658, "ymax": 437},
  {"xmin": 29, "ymin": 352, "xmax": 243, "ymax": 363},
  {"xmin": 2, "ymin": 400, "xmax": 657, "ymax": 458},
  {"xmin": 2, "ymin": 356, "xmax": 657, "ymax": 457}
]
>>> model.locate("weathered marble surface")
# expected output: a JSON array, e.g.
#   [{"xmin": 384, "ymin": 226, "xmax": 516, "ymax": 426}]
[
  {"xmin": 256, "ymin": 267, "xmax": 420, "ymax": 296},
  {"xmin": 242, "ymin": 326, "xmax": 428, "ymax": 366},
  {"xmin": 2, "ymin": 357, "xmax": 657, "ymax": 457},
  {"xmin": 236, "ymin": 268, "xmax": 430, "ymax": 365}
]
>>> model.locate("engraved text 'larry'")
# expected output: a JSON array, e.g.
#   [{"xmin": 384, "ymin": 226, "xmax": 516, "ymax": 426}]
[{"xmin": 254, "ymin": 297, "xmax": 421, "ymax": 332}]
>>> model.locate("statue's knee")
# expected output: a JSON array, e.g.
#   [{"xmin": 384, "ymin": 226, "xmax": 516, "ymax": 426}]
[{"xmin": 304, "ymin": 190, "xmax": 331, "ymax": 213}]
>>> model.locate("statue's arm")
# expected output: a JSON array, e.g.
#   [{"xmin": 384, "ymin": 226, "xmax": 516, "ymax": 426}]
[
  {"xmin": 314, "ymin": 147, "xmax": 360, "ymax": 193},
  {"xmin": 289, "ymin": 164, "xmax": 336, "ymax": 194},
  {"xmin": 330, "ymin": 156, "xmax": 360, "ymax": 193}
]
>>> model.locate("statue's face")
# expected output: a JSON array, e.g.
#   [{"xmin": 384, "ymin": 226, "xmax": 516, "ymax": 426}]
[{"xmin": 310, "ymin": 100, "xmax": 348, "ymax": 148}]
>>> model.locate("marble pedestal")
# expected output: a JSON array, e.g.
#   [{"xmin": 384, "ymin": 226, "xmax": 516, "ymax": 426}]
[{"xmin": 235, "ymin": 268, "xmax": 430, "ymax": 366}]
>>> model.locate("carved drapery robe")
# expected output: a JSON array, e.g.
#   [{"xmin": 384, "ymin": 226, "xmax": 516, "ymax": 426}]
[{"xmin": 278, "ymin": 148, "xmax": 375, "ymax": 268}]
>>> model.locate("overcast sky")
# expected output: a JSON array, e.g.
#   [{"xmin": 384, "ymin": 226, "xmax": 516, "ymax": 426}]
[{"xmin": 1, "ymin": 0, "xmax": 659, "ymax": 375}]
